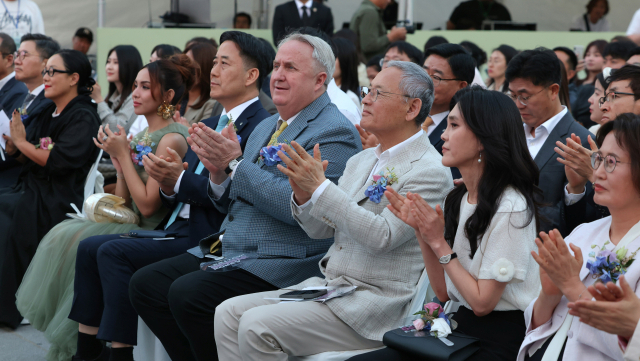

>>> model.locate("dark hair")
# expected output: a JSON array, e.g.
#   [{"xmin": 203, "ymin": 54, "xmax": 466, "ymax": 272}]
[
  {"xmin": 558, "ymin": 60, "xmax": 572, "ymax": 112},
  {"xmin": 258, "ymin": 38, "xmax": 276, "ymax": 73},
  {"xmin": 183, "ymin": 42, "xmax": 216, "ymax": 109},
  {"xmin": 151, "ymin": 44, "xmax": 182, "ymax": 60},
  {"xmin": 366, "ymin": 54, "xmax": 382, "ymax": 72},
  {"xmin": 233, "ymin": 12, "xmax": 252, "ymax": 27},
  {"xmin": 487, "ymin": 45, "xmax": 518, "ymax": 91},
  {"xmin": 603, "ymin": 41, "xmax": 636, "ymax": 60},
  {"xmin": 105, "ymin": 45, "xmax": 143, "ymax": 112},
  {"xmin": 20, "ymin": 33, "xmax": 60, "ymax": 59},
  {"xmin": 460, "ymin": 40, "xmax": 487, "ymax": 68},
  {"xmin": 506, "ymin": 47, "xmax": 561, "ymax": 87},
  {"xmin": 185, "ymin": 37, "xmax": 218, "ymax": 51},
  {"xmin": 74, "ymin": 27, "xmax": 93, "ymax": 43},
  {"xmin": 333, "ymin": 28, "xmax": 365, "ymax": 64},
  {"xmin": 0, "ymin": 33, "xmax": 16, "ymax": 56},
  {"xmin": 332, "ymin": 37, "xmax": 359, "ymax": 95},
  {"xmin": 219, "ymin": 31, "xmax": 274, "ymax": 90},
  {"xmin": 53, "ymin": 49, "xmax": 96, "ymax": 96},
  {"xmin": 629, "ymin": 47, "xmax": 640, "ymax": 59},
  {"xmin": 596, "ymin": 72, "xmax": 610, "ymax": 92},
  {"xmin": 423, "ymin": 36, "xmax": 448, "ymax": 54},
  {"xmin": 424, "ymin": 43, "xmax": 475, "ymax": 84},
  {"xmin": 553, "ymin": 46, "xmax": 578, "ymax": 70},
  {"xmin": 145, "ymin": 54, "xmax": 198, "ymax": 106},
  {"xmin": 576, "ymin": 39, "xmax": 607, "ymax": 86},
  {"xmin": 611, "ymin": 35, "xmax": 632, "ymax": 43},
  {"xmin": 385, "ymin": 41, "xmax": 424, "ymax": 66},
  {"xmin": 607, "ymin": 65, "xmax": 640, "ymax": 101},
  {"xmin": 444, "ymin": 86, "xmax": 542, "ymax": 258},
  {"xmin": 586, "ymin": 0, "xmax": 609, "ymax": 15},
  {"xmin": 595, "ymin": 113, "xmax": 640, "ymax": 194}
]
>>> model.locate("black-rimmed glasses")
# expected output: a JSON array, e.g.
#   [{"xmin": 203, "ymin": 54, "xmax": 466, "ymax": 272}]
[
  {"xmin": 361, "ymin": 86, "xmax": 410, "ymax": 102},
  {"xmin": 41, "ymin": 68, "xmax": 74, "ymax": 77},
  {"xmin": 599, "ymin": 91, "xmax": 636, "ymax": 107},
  {"xmin": 591, "ymin": 152, "xmax": 630, "ymax": 173}
]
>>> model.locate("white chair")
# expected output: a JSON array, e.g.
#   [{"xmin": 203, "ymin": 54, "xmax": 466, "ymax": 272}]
[
  {"xmin": 289, "ymin": 269, "xmax": 433, "ymax": 361},
  {"xmin": 134, "ymin": 318, "xmax": 172, "ymax": 361},
  {"xmin": 83, "ymin": 149, "xmax": 103, "ymax": 205}
]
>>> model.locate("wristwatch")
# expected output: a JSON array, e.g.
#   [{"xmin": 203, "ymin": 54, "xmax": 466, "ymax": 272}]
[
  {"xmin": 438, "ymin": 252, "xmax": 458, "ymax": 265},
  {"xmin": 224, "ymin": 155, "xmax": 244, "ymax": 175}
]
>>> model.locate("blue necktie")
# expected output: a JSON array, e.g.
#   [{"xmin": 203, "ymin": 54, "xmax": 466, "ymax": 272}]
[
  {"xmin": 215, "ymin": 114, "xmax": 230, "ymax": 132},
  {"xmin": 165, "ymin": 161, "xmax": 206, "ymax": 230}
]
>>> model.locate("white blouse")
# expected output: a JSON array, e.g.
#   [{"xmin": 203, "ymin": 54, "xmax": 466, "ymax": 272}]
[{"xmin": 445, "ymin": 187, "xmax": 540, "ymax": 311}]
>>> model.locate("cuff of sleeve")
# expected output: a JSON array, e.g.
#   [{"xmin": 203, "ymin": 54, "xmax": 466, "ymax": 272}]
[
  {"xmin": 208, "ymin": 176, "xmax": 231, "ymax": 200},
  {"xmin": 229, "ymin": 159, "xmax": 243, "ymax": 180},
  {"xmin": 564, "ymin": 184, "xmax": 586, "ymax": 206},
  {"xmin": 97, "ymin": 101, "xmax": 111, "ymax": 117},
  {"xmin": 310, "ymin": 179, "xmax": 332, "ymax": 205},
  {"xmin": 160, "ymin": 188, "xmax": 176, "ymax": 200},
  {"xmin": 173, "ymin": 170, "xmax": 185, "ymax": 194}
]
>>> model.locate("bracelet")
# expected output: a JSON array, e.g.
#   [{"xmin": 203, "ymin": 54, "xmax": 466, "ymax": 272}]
[{"xmin": 116, "ymin": 173, "xmax": 124, "ymax": 179}]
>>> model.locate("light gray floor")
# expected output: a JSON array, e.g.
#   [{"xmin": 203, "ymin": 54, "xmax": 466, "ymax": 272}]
[{"xmin": 0, "ymin": 324, "xmax": 50, "ymax": 361}]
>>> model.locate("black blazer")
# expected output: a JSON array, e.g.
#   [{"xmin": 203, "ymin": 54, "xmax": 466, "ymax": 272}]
[
  {"xmin": 272, "ymin": 0, "xmax": 334, "ymax": 45},
  {"xmin": 428, "ymin": 115, "xmax": 461, "ymax": 180},
  {"xmin": 156, "ymin": 100, "xmax": 270, "ymax": 242},
  {"xmin": 533, "ymin": 111, "xmax": 593, "ymax": 234},
  {"xmin": 0, "ymin": 77, "xmax": 28, "ymax": 115}
]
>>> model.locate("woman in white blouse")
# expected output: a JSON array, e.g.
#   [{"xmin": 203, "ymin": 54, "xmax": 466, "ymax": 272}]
[
  {"xmin": 571, "ymin": 0, "xmax": 610, "ymax": 32},
  {"xmin": 376, "ymin": 86, "xmax": 543, "ymax": 361},
  {"xmin": 519, "ymin": 113, "xmax": 640, "ymax": 361}
]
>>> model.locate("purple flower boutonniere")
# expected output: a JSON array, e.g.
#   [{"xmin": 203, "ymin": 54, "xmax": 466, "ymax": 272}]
[
  {"xmin": 129, "ymin": 129, "xmax": 155, "ymax": 166},
  {"xmin": 258, "ymin": 140, "xmax": 289, "ymax": 166},
  {"xmin": 18, "ymin": 107, "xmax": 28, "ymax": 121},
  {"xmin": 401, "ymin": 302, "xmax": 453, "ymax": 338},
  {"xmin": 586, "ymin": 241, "xmax": 640, "ymax": 283},
  {"xmin": 365, "ymin": 168, "xmax": 398, "ymax": 203}
]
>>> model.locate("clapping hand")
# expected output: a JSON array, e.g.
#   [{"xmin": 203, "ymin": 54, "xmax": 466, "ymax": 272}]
[
  {"xmin": 3, "ymin": 110, "xmax": 26, "ymax": 154},
  {"xmin": 93, "ymin": 125, "xmax": 129, "ymax": 160},
  {"xmin": 355, "ymin": 124, "xmax": 379, "ymax": 150},
  {"xmin": 385, "ymin": 188, "xmax": 418, "ymax": 229},
  {"xmin": 276, "ymin": 142, "xmax": 328, "ymax": 205},
  {"xmin": 555, "ymin": 134, "xmax": 598, "ymax": 193},
  {"xmin": 408, "ymin": 193, "xmax": 446, "ymax": 246},
  {"xmin": 531, "ymin": 229, "xmax": 585, "ymax": 301},
  {"xmin": 187, "ymin": 122, "xmax": 241, "ymax": 178},
  {"xmin": 173, "ymin": 110, "xmax": 190, "ymax": 128},
  {"xmin": 568, "ymin": 275, "xmax": 640, "ymax": 339},
  {"xmin": 144, "ymin": 147, "xmax": 189, "ymax": 195}
]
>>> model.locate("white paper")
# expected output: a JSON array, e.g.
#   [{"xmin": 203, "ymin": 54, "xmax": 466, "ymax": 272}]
[{"xmin": 0, "ymin": 110, "xmax": 10, "ymax": 150}]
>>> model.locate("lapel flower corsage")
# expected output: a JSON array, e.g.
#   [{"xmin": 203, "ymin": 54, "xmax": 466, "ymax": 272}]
[
  {"xmin": 129, "ymin": 129, "xmax": 155, "ymax": 166},
  {"xmin": 586, "ymin": 241, "xmax": 640, "ymax": 283},
  {"xmin": 17, "ymin": 107, "xmax": 28, "ymax": 121},
  {"xmin": 258, "ymin": 140, "xmax": 290, "ymax": 166},
  {"xmin": 226, "ymin": 114, "xmax": 241, "ymax": 143},
  {"xmin": 401, "ymin": 302, "xmax": 453, "ymax": 338},
  {"xmin": 35, "ymin": 137, "xmax": 54, "ymax": 150},
  {"xmin": 365, "ymin": 167, "xmax": 398, "ymax": 203}
]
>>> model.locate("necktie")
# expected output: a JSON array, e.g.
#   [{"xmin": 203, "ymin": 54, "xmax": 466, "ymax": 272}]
[
  {"xmin": 215, "ymin": 114, "xmax": 230, "ymax": 132},
  {"xmin": 21, "ymin": 93, "xmax": 36, "ymax": 110},
  {"xmin": 269, "ymin": 121, "xmax": 289, "ymax": 146},
  {"xmin": 421, "ymin": 116, "xmax": 434, "ymax": 132},
  {"xmin": 301, "ymin": 5, "xmax": 310, "ymax": 25},
  {"xmin": 165, "ymin": 161, "xmax": 206, "ymax": 230}
]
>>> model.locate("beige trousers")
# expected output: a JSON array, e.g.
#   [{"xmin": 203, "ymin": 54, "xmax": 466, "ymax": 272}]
[{"xmin": 214, "ymin": 290, "xmax": 383, "ymax": 361}]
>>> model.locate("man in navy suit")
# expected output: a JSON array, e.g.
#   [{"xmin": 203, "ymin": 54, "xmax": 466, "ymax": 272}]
[
  {"xmin": 0, "ymin": 33, "xmax": 58, "ymax": 188},
  {"xmin": 67, "ymin": 31, "xmax": 272, "ymax": 361},
  {"xmin": 0, "ymin": 33, "xmax": 26, "ymax": 116},
  {"xmin": 272, "ymin": 0, "xmax": 334, "ymax": 45}
]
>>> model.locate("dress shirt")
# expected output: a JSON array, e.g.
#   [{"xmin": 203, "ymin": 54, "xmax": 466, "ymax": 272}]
[
  {"xmin": 294, "ymin": 0, "xmax": 312, "ymax": 18},
  {"xmin": 208, "ymin": 109, "xmax": 301, "ymax": 200},
  {"xmin": 326, "ymin": 79, "xmax": 361, "ymax": 125},
  {"xmin": 472, "ymin": 68, "xmax": 487, "ymax": 89},
  {"xmin": 24, "ymin": 84, "xmax": 44, "ymax": 109},
  {"xmin": 294, "ymin": 129, "xmax": 425, "ymax": 210},
  {"xmin": 524, "ymin": 106, "xmax": 567, "ymax": 159},
  {"xmin": 426, "ymin": 111, "xmax": 449, "ymax": 137},
  {"xmin": 0, "ymin": 71, "xmax": 15, "ymax": 91}
]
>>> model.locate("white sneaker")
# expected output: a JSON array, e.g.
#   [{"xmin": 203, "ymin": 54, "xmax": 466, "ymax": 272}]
[{"xmin": 20, "ymin": 318, "xmax": 30, "ymax": 325}]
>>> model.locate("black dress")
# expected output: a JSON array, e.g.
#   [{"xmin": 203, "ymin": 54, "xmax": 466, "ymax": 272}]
[{"xmin": 0, "ymin": 94, "xmax": 100, "ymax": 328}]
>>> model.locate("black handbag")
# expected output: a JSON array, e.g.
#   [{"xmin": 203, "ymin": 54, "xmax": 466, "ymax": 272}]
[{"xmin": 382, "ymin": 328, "xmax": 480, "ymax": 361}]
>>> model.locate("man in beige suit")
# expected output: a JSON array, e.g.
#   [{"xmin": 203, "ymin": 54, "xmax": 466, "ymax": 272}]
[{"xmin": 213, "ymin": 61, "xmax": 453, "ymax": 360}]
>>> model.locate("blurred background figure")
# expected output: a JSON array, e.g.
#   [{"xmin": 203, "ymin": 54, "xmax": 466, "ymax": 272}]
[
  {"xmin": 571, "ymin": 0, "xmax": 610, "ymax": 32},
  {"xmin": 487, "ymin": 44, "xmax": 518, "ymax": 92},
  {"xmin": 181, "ymin": 42, "xmax": 217, "ymax": 124},
  {"xmin": 272, "ymin": 0, "xmax": 334, "ymax": 45},
  {"xmin": 365, "ymin": 54, "xmax": 382, "ymax": 84},
  {"xmin": 447, "ymin": 0, "xmax": 511, "ymax": 30},
  {"xmin": 423, "ymin": 35, "xmax": 448, "ymax": 54},
  {"xmin": 233, "ymin": 12, "xmax": 252, "ymax": 29},
  {"xmin": 332, "ymin": 37, "xmax": 361, "ymax": 109}
]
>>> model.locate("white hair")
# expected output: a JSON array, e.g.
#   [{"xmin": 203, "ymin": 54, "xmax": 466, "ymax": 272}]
[
  {"xmin": 387, "ymin": 61, "xmax": 435, "ymax": 125},
  {"xmin": 278, "ymin": 32, "xmax": 335, "ymax": 85}
]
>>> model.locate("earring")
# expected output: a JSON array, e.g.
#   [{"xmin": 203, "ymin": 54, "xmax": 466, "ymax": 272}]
[
  {"xmin": 157, "ymin": 102, "xmax": 175, "ymax": 120},
  {"xmin": 478, "ymin": 153, "xmax": 482, "ymax": 163}
]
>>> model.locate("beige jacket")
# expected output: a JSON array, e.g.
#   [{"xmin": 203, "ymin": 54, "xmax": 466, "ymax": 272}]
[{"xmin": 291, "ymin": 133, "xmax": 453, "ymax": 341}]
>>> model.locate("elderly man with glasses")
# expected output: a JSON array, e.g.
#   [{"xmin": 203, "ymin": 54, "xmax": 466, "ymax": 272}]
[
  {"xmin": 213, "ymin": 60, "xmax": 452, "ymax": 361},
  {"xmin": 505, "ymin": 47, "xmax": 593, "ymax": 234}
]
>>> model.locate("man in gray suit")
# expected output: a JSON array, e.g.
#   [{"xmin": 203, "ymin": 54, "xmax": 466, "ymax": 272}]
[
  {"xmin": 214, "ymin": 61, "xmax": 453, "ymax": 360},
  {"xmin": 129, "ymin": 32, "xmax": 362, "ymax": 361}
]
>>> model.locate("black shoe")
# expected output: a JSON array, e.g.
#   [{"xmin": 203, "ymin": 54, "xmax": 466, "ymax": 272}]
[{"xmin": 71, "ymin": 344, "xmax": 110, "ymax": 361}]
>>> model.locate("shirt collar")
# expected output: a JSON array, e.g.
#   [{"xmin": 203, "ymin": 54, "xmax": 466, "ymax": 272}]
[
  {"xmin": 221, "ymin": 96, "xmax": 259, "ymax": 123},
  {"xmin": 30, "ymin": 83, "xmax": 45, "ymax": 97},
  {"xmin": 430, "ymin": 111, "xmax": 449, "ymax": 127},
  {"xmin": 295, "ymin": 0, "xmax": 312, "ymax": 10},
  {"xmin": 374, "ymin": 129, "xmax": 424, "ymax": 161},
  {"xmin": 0, "ymin": 71, "xmax": 15, "ymax": 90},
  {"xmin": 524, "ymin": 106, "xmax": 568, "ymax": 139},
  {"xmin": 279, "ymin": 110, "xmax": 301, "ymax": 127}
]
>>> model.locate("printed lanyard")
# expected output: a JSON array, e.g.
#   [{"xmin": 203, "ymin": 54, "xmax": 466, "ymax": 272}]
[{"xmin": 1, "ymin": 0, "xmax": 20, "ymax": 29}]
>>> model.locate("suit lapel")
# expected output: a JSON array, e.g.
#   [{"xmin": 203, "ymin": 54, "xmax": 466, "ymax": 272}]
[
  {"xmin": 288, "ymin": 1, "xmax": 303, "ymax": 27},
  {"xmin": 276, "ymin": 92, "xmax": 330, "ymax": 145},
  {"xmin": 234, "ymin": 100, "xmax": 260, "ymax": 133},
  {"xmin": 308, "ymin": 2, "xmax": 319, "ymax": 25},
  {"xmin": 248, "ymin": 117, "xmax": 278, "ymax": 163},
  {"xmin": 428, "ymin": 118, "xmax": 447, "ymax": 147},
  {"xmin": 352, "ymin": 154, "xmax": 380, "ymax": 203},
  {"xmin": 534, "ymin": 112, "xmax": 573, "ymax": 170}
]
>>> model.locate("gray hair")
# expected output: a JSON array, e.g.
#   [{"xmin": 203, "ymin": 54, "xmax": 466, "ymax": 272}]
[
  {"xmin": 278, "ymin": 32, "xmax": 335, "ymax": 85},
  {"xmin": 387, "ymin": 61, "xmax": 435, "ymax": 126}
]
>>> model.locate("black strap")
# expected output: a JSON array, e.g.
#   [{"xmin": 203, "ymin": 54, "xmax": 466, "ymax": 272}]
[{"xmin": 584, "ymin": 14, "xmax": 591, "ymax": 32}]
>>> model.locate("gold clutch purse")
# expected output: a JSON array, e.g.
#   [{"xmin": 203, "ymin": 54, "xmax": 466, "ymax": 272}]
[{"xmin": 68, "ymin": 193, "xmax": 140, "ymax": 224}]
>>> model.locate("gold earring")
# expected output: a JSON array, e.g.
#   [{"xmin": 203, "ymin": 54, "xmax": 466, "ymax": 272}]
[{"xmin": 157, "ymin": 102, "xmax": 175, "ymax": 120}]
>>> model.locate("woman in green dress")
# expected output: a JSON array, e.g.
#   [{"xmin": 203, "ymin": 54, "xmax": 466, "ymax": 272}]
[{"xmin": 15, "ymin": 54, "xmax": 197, "ymax": 361}]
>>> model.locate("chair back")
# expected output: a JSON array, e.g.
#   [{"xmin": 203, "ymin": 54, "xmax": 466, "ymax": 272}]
[{"xmin": 82, "ymin": 149, "xmax": 103, "ymax": 213}]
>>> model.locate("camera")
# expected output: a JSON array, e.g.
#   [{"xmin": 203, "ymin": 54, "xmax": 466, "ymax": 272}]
[{"xmin": 396, "ymin": 20, "xmax": 415, "ymax": 34}]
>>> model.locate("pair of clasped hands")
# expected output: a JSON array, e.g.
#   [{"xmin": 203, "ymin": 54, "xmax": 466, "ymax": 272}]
[{"xmin": 2, "ymin": 109, "xmax": 35, "ymax": 155}]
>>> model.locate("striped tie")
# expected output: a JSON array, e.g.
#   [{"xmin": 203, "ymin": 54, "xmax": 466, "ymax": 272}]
[{"xmin": 164, "ymin": 161, "xmax": 206, "ymax": 230}]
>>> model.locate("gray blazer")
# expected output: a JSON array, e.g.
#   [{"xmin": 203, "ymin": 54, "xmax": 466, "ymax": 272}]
[{"xmin": 291, "ymin": 133, "xmax": 453, "ymax": 341}]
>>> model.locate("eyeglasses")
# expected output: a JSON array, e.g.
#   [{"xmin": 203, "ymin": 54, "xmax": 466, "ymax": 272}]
[
  {"xmin": 508, "ymin": 86, "xmax": 548, "ymax": 106},
  {"xmin": 599, "ymin": 91, "xmax": 636, "ymax": 107},
  {"xmin": 41, "ymin": 67, "xmax": 74, "ymax": 77},
  {"xmin": 361, "ymin": 86, "xmax": 410, "ymax": 102},
  {"xmin": 422, "ymin": 68, "xmax": 461, "ymax": 87},
  {"xmin": 591, "ymin": 152, "xmax": 630, "ymax": 173},
  {"xmin": 14, "ymin": 50, "xmax": 40, "ymax": 61}
]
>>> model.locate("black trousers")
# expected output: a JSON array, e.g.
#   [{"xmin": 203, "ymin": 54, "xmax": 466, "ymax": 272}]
[
  {"xmin": 129, "ymin": 253, "xmax": 277, "ymax": 361},
  {"xmin": 348, "ymin": 306, "xmax": 526, "ymax": 361}
]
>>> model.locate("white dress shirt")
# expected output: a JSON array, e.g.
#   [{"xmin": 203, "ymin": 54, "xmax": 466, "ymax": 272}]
[
  {"xmin": 0, "ymin": 71, "xmax": 15, "ymax": 91},
  {"xmin": 326, "ymin": 79, "xmax": 362, "ymax": 125},
  {"xmin": 572, "ymin": 14, "xmax": 610, "ymax": 32},
  {"xmin": 294, "ymin": 0, "xmax": 312, "ymax": 18},
  {"xmin": 164, "ymin": 97, "xmax": 261, "ymax": 218},
  {"xmin": 426, "ymin": 111, "xmax": 449, "ymax": 137},
  {"xmin": 524, "ymin": 106, "xmax": 567, "ymax": 159},
  {"xmin": 294, "ymin": 130, "xmax": 425, "ymax": 210},
  {"xmin": 472, "ymin": 68, "xmax": 487, "ymax": 89}
]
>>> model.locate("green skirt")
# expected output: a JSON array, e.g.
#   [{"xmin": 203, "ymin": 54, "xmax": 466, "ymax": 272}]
[{"xmin": 15, "ymin": 218, "xmax": 157, "ymax": 361}]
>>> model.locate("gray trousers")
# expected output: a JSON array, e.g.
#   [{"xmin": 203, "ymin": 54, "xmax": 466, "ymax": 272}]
[{"xmin": 214, "ymin": 290, "xmax": 383, "ymax": 361}]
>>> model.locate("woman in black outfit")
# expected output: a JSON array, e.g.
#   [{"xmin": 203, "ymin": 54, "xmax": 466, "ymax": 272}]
[{"xmin": 0, "ymin": 49, "xmax": 101, "ymax": 328}]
